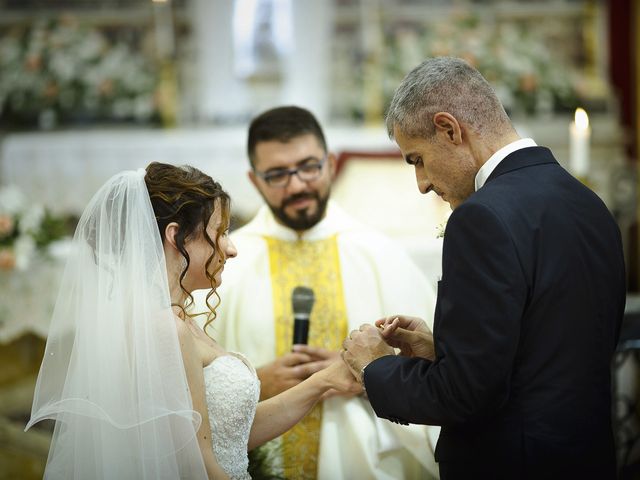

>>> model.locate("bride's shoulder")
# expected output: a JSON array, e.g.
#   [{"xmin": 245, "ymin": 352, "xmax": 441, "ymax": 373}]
[
  {"xmin": 171, "ymin": 309, "xmax": 204, "ymax": 342},
  {"xmin": 179, "ymin": 316, "xmax": 228, "ymax": 361}
]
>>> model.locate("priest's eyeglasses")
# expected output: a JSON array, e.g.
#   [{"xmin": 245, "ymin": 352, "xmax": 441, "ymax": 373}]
[{"xmin": 255, "ymin": 156, "xmax": 327, "ymax": 188}]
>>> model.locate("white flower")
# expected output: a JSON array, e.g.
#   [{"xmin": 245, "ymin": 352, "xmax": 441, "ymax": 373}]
[
  {"xmin": 0, "ymin": 185, "xmax": 26, "ymax": 216},
  {"xmin": 47, "ymin": 238, "xmax": 73, "ymax": 260},
  {"xmin": 133, "ymin": 94, "xmax": 154, "ymax": 121},
  {"xmin": 14, "ymin": 234, "xmax": 36, "ymax": 271},
  {"xmin": 19, "ymin": 204, "xmax": 45, "ymax": 234},
  {"xmin": 112, "ymin": 99, "xmax": 133, "ymax": 118},
  {"xmin": 0, "ymin": 183, "xmax": 67, "ymax": 272},
  {"xmin": 49, "ymin": 52, "xmax": 77, "ymax": 82},
  {"xmin": 0, "ymin": 17, "xmax": 158, "ymax": 123},
  {"xmin": 436, "ymin": 221, "xmax": 447, "ymax": 239},
  {"xmin": 0, "ymin": 37, "xmax": 21, "ymax": 65}
]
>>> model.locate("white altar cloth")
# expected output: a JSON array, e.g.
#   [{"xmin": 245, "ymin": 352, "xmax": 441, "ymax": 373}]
[{"xmin": 0, "ymin": 254, "xmax": 64, "ymax": 343}]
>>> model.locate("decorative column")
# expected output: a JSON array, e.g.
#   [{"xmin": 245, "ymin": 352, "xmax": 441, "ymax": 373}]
[
  {"xmin": 191, "ymin": 0, "xmax": 250, "ymax": 123},
  {"xmin": 280, "ymin": 1, "xmax": 333, "ymax": 124},
  {"xmin": 360, "ymin": 0, "xmax": 384, "ymax": 126},
  {"xmin": 153, "ymin": 0, "xmax": 178, "ymax": 127}
]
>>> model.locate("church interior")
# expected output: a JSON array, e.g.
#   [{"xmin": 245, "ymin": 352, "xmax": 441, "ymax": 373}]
[{"xmin": 0, "ymin": 0, "xmax": 638, "ymax": 478}]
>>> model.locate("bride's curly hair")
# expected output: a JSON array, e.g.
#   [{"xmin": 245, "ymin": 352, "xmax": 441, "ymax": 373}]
[{"xmin": 144, "ymin": 161, "xmax": 230, "ymax": 333}]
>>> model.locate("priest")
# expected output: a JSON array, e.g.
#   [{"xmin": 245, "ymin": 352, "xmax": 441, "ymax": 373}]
[{"xmin": 202, "ymin": 106, "xmax": 440, "ymax": 479}]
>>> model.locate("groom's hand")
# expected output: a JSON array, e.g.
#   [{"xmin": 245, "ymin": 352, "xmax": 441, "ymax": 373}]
[
  {"xmin": 342, "ymin": 324, "xmax": 395, "ymax": 383},
  {"xmin": 376, "ymin": 315, "xmax": 435, "ymax": 360}
]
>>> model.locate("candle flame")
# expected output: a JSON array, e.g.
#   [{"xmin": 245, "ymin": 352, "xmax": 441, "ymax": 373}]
[{"xmin": 574, "ymin": 108, "xmax": 589, "ymax": 130}]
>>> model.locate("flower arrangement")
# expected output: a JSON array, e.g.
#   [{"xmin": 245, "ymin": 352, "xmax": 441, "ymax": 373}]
[
  {"xmin": 383, "ymin": 14, "xmax": 580, "ymax": 117},
  {"xmin": 0, "ymin": 16, "xmax": 159, "ymax": 128},
  {"xmin": 0, "ymin": 185, "xmax": 68, "ymax": 271}
]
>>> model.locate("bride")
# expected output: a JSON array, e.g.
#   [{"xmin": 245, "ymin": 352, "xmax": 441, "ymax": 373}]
[{"xmin": 26, "ymin": 162, "xmax": 359, "ymax": 479}]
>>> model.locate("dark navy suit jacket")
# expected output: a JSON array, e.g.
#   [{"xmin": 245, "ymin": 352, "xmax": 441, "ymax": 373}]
[{"xmin": 365, "ymin": 147, "xmax": 625, "ymax": 479}]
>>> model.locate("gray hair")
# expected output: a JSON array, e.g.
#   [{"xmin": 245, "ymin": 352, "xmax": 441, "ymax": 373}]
[{"xmin": 385, "ymin": 57, "xmax": 512, "ymax": 140}]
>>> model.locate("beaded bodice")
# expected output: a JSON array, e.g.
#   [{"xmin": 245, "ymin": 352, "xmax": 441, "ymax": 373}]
[{"xmin": 203, "ymin": 353, "xmax": 260, "ymax": 480}]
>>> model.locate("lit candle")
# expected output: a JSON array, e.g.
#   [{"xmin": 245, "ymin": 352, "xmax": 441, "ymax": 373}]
[{"xmin": 569, "ymin": 108, "xmax": 591, "ymax": 178}]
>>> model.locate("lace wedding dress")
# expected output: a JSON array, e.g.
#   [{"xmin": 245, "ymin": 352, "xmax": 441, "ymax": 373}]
[{"xmin": 204, "ymin": 352, "xmax": 261, "ymax": 480}]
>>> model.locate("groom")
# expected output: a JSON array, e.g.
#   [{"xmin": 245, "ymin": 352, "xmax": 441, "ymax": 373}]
[{"xmin": 343, "ymin": 57, "xmax": 626, "ymax": 479}]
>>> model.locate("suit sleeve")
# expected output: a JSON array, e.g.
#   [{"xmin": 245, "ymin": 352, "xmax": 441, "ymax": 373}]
[{"xmin": 364, "ymin": 202, "xmax": 528, "ymax": 427}]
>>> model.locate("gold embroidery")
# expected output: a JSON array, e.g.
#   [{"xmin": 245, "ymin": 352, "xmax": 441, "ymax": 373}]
[{"xmin": 265, "ymin": 235, "xmax": 348, "ymax": 479}]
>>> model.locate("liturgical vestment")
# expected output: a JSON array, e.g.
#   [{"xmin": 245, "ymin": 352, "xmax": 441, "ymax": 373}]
[{"xmin": 203, "ymin": 202, "xmax": 440, "ymax": 479}]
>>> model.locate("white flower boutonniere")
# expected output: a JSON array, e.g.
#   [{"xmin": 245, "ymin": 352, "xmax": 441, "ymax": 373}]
[{"xmin": 436, "ymin": 221, "xmax": 447, "ymax": 239}]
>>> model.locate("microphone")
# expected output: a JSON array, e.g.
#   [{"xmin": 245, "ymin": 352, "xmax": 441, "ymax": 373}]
[{"xmin": 292, "ymin": 286, "xmax": 315, "ymax": 345}]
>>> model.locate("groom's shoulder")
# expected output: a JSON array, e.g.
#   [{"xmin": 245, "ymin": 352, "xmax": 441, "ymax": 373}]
[
  {"xmin": 467, "ymin": 171, "xmax": 539, "ymax": 218},
  {"xmin": 449, "ymin": 194, "xmax": 522, "ymax": 239}
]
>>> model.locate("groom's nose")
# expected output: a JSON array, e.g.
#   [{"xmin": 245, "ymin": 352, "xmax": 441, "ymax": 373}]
[{"xmin": 415, "ymin": 166, "xmax": 431, "ymax": 194}]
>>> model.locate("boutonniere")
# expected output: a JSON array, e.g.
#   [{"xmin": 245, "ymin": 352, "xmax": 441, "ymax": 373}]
[{"xmin": 436, "ymin": 221, "xmax": 447, "ymax": 239}]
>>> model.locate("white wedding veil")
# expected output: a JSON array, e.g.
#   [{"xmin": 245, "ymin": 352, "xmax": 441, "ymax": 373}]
[{"xmin": 26, "ymin": 169, "xmax": 207, "ymax": 479}]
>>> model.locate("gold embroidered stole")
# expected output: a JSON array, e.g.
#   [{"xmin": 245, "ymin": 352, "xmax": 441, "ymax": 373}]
[{"xmin": 265, "ymin": 234, "xmax": 348, "ymax": 479}]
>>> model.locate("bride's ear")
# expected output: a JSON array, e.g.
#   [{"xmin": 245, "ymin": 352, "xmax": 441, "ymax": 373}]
[{"xmin": 164, "ymin": 222, "xmax": 180, "ymax": 250}]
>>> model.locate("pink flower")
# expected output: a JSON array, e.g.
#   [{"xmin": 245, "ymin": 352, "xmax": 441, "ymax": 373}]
[
  {"xmin": 519, "ymin": 73, "xmax": 539, "ymax": 93},
  {"xmin": 43, "ymin": 82, "xmax": 59, "ymax": 100},
  {"xmin": 0, "ymin": 248, "xmax": 16, "ymax": 270},
  {"xmin": 25, "ymin": 54, "xmax": 42, "ymax": 72},
  {"xmin": 0, "ymin": 215, "xmax": 14, "ymax": 238}
]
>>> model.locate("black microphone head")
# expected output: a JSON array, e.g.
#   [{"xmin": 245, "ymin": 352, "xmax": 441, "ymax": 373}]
[{"xmin": 292, "ymin": 286, "xmax": 315, "ymax": 316}]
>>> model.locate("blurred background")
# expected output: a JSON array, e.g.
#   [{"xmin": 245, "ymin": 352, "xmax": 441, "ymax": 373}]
[{"xmin": 0, "ymin": 0, "xmax": 638, "ymax": 478}]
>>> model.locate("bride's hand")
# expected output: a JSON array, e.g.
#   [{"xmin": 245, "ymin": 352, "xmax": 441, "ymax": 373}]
[
  {"xmin": 376, "ymin": 315, "xmax": 435, "ymax": 360},
  {"xmin": 317, "ymin": 357, "xmax": 362, "ymax": 398}
]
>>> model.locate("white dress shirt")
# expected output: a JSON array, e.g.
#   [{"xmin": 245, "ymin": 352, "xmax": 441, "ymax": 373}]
[{"xmin": 475, "ymin": 138, "xmax": 537, "ymax": 191}]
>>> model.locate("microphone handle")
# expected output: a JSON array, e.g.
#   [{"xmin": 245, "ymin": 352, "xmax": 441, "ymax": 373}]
[{"xmin": 293, "ymin": 318, "xmax": 309, "ymax": 345}]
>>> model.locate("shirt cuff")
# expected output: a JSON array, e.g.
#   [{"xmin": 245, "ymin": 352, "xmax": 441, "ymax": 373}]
[{"xmin": 360, "ymin": 364, "xmax": 367, "ymax": 391}]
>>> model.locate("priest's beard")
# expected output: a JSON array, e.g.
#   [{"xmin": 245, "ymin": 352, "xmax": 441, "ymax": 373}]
[{"xmin": 270, "ymin": 191, "xmax": 330, "ymax": 231}]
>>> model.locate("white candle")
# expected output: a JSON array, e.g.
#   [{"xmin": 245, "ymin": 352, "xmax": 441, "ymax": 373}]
[{"xmin": 569, "ymin": 108, "xmax": 591, "ymax": 178}]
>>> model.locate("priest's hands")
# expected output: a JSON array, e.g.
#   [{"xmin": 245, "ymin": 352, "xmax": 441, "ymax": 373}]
[
  {"xmin": 256, "ymin": 347, "xmax": 338, "ymax": 401},
  {"xmin": 341, "ymin": 324, "xmax": 395, "ymax": 383},
  {"xmin": 376, "ymin": 315, "xmax": 435, "ymax": 361}
]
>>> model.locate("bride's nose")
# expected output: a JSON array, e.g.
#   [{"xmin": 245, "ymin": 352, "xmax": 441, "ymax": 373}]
[{"xmin": 225, "ymin": 238, "xmax": 237, "ymax": 259}]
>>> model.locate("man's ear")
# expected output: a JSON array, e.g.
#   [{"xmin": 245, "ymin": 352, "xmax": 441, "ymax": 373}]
[
  {"xmin": 164, "ymin": 222, "xmax": 180, "ymax": 250},
  {"xmin": 433, "ymin": 112, "xmax": 463, "ymax": 145},
  {"xmin": 327, "ymin": 152, "xmax": 337, "ymax": 180}
]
